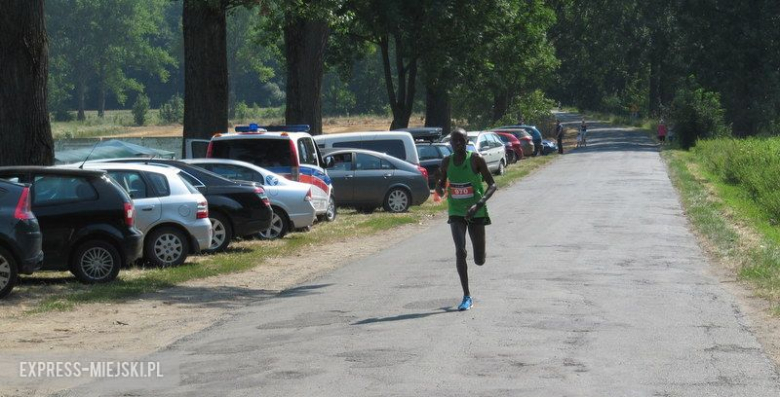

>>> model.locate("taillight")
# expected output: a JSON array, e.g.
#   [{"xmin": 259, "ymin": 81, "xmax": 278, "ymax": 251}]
[
  {"xmin": 304, "ymin": 188, "xmax": 312, "ymax": 201},
  {"xmin": 14, "ymin": 187, "xmax": 34, "ymax": 220},
  {"xmin": 206, "ymin": 141, "xmax": 214, "ymax": 158},
  {"xmin": 417, "ymin": 165, "xmax": 428, "ymax": 181},
  {"xmin": 196, "ymin": 200, "xmax": 209, "ymax": 219},
  {"xmin": 123, "ymin": 202, "xmax": 135, "ymax": 227},
  {"xmin": 254, "ymin": 186, "xmax": 271, "ymax": 206},
  {"xmin": 289, "ymin": 140, "xmax": 300, "ymax": 181}
]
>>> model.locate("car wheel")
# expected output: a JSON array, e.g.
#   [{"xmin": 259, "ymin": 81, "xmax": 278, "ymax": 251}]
[
  {"xmin": 70, "ymin": 240, "xmax": 121, "ymax": 284},
  {"xmin": 383, "ymin": 187, "xmax": 411, "ymax": 213},
  {"xmin": 318, "ymin": 195, "xmax": 337, "ymax": 222},
  {"xmin": 145, "ymin": 227, "xmax": 189, "ymax": 267},
  {"xmin": 258, "ymin": 207, "xmax": 289, "ymax": 240},
  {"xmin": 495, "ymin": 160, "xmax": 506, "ymax": 176},
  {"xmin": 0, "ymin": 247, "xmax": 18, "ymax": 299},
  {"xmin": 206, "ymin": 212, "xmax": 232, "ymax": 253}
]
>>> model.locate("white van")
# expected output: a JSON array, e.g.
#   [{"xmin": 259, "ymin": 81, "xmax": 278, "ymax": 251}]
[{"xmin": 313, "ymin": 131, "xmax": 420, "ymax": 165}]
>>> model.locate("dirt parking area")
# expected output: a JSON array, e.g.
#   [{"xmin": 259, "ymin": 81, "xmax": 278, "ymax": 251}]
[{"xmin": 0, "ymin": 220, "xmax": 434, "ymax": 358}]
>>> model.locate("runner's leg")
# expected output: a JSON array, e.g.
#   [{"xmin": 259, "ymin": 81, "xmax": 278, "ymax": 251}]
[
  {"xmin": 468, "ymin": 223, "xmax": 486, "ymax": 266},
  {"xmin": 450, "ymin": 219, "xmax": 470, "ymax": 296}
]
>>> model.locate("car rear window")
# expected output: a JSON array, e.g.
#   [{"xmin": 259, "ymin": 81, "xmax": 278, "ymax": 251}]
[
  {"xmin": 333, "ymin": 139, "xmax": 405, "ymax": 160},
  {"xmin": 177, "ymin": 175, "xmax": 200, "ymax": 194},
  {"xmin": 211, "ymin": 139, "xmax": 292, "ymax": 168},
  {"xmin": 107, "ymin": 171, "xmax": 150, "ymax": 199},
  {"xmin": 32, "ymin": 175, "xmax": 97, "ymax": 205},
  {"xmin": 417, "ymin": 145, "xmax": 440, "ymax": 160}
]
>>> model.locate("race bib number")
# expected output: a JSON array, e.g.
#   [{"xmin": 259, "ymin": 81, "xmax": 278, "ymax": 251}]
[{"xmin": 449, "ymin": 182, "xmax": 474, "ymax": 199}]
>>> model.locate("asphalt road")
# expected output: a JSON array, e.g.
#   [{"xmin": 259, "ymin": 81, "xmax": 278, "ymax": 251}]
[{"xmin": 65, "ymin": 114, "xmax": 780, "ymax": 396}]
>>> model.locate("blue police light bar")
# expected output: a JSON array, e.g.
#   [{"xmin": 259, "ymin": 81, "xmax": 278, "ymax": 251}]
[
  {"xmin": 235, "ymin": 123, "xmax": 261, "ymax": 132},
  {"xmin": 258, "ymin": 124, "xmax": 310, "ymax": 132}
]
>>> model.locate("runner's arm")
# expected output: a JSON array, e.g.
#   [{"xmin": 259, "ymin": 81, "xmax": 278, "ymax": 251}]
[{"xmin": 466, "ymin": 155, "xmax": 497, "ymax": 219}]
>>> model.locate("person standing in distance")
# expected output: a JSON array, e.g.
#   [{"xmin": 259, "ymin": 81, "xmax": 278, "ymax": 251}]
[
  {"xmin": 555, "ymin": 119, "xmax": 564, "ymax": 154},
  {"xmin": 435, "ymin": 128, "xmax": 497, "ymax": 311},
  {"xmin": 580, "ymin": 117, "xmax": 588, "ymax": 147},
  {"xmin": 657, "ymin": 119, "xmax": 668, "ymax": 145}
]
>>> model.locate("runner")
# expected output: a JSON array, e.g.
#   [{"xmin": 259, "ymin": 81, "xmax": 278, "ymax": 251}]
[{"xmin": 435, "ymin": 128, "xmax": 497, "ymax": 311}]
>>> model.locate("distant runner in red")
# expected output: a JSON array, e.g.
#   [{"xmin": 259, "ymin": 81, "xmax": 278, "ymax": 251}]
[
  {"xmin": 657, "ymin": 119, "xmax": 668, "ymax": 144},
  {"xmin": 435, "ymin": 128, "xmax": 497, "ymax": 311}
]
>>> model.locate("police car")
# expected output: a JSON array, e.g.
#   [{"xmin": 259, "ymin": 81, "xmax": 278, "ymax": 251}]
[{"xmin": 187, "ymin": 124, "xmax": 336, "ymax": 222}]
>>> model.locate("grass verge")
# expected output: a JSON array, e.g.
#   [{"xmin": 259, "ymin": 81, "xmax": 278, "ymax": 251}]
[
  {"xmin": 17, "ymin": 154, "xmax": 556, "ymax": 313},
  {"xmin": 663, "ymin": 149, "xmax": 780, "ymax": 313}
]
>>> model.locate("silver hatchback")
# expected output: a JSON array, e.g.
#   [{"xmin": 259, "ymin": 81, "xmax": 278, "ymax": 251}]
[
  {"xmin": 183, "ymin": 158, "xmax": 317, "ymax": 239},
  {"xmin": 78, "ymin": 163, "xmax": 212, "ymax": 267}
]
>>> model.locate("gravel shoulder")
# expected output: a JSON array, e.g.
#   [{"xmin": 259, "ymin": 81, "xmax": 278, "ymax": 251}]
[{"xmin": 0, "ymin": 219, "xmax": 435, "ymax": 357}]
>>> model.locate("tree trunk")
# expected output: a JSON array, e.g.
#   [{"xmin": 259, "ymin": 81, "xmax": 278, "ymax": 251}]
[
  {"xmin": 182, "ymin": 0, "xmax": 229, "ymax": 156},
  {"xmin": 284, "ymin": 14, "xmax": 329, "ymax": 135},
  {"xmin": 425, "ymin": 83, "xmax": 451, "ymax": 136},
  {"xmin": 0, "ymin": 0, "xmax": 54, "ymax": 166},
  {"xmin": 492, "ymin": 90, "xmax": 510, "ymax": 123},
  {"xmin": 380, "ymin": 35, "xmax": 417, "ymax": 130},
  {"xmin": 98, "ymin": 74, "xmax": 106, "ymax": 118},
  {"xmin": 77, "ymin": 78, "xmax": 86, "ymax": 121}
]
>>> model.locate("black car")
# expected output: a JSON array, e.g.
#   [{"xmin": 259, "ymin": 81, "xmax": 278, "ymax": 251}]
[
  {"xmin": 394, "ymin": 127, "xmax": 443, "ymax": 142},
  {"xmin": 415, "ymin": 143, "xmax": 452, "ymax": 189},
  {"xmin": 0, "ymin": 180, "xmax": 44, "ymax": 298},
  {"xmin": 0, "ymin": 167, "xmax": 143, "ymax": 284},
  {"xmin": 100, "ymin": 159, "xmax": 273, "ymax": 252}
]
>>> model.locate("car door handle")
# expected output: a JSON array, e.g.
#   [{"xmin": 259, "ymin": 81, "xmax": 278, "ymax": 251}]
[
  {"xmin": 345, "ymin": 175, "xmax": 354, "ymax": 179},
  {"xmin": 383, "ymin": 173, "xmax": 392, "ymax": 178},
  {"xmin": 140, "ymin": 206, "xmax": 155, "ymax": 211}
]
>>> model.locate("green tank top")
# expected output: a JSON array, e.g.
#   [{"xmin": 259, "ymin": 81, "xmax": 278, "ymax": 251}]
[{"xmin": 447, "ymin": 151, "xmax": 489, "ymax": 218}]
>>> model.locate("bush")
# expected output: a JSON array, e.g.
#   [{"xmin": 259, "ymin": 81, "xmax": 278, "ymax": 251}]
[
  {"xmin": 670, "ymin": 77, "xmax": 729, "ymax": 149},
  {"xmin": 158, "ymin": 94, "xmax": 184, "ymax": 124},
  {"xmin": 694, "ymin": 137, "xmax": 780, "ymax": 222},
  {"xmin": 496, "ymin": 90, "xmax": 555, "ymax": 130},
  {"xmin": 132, "ymin": 94, "xmax": 150, "ymax": 126}
]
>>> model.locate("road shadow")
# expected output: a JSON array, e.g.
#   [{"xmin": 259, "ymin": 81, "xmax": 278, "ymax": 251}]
[
  {"xmin": 567, "ymin": 126, "xmax": 658, "ymax": 154},
  {"xmin": 352, "ymin": 306, "xmax": 459, "ymax": 325}
]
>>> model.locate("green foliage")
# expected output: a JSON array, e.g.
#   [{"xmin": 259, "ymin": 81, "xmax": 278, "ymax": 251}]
[
  {"xmin": 322, "ymin": 72, "xmax": 356, "ymax": 116},
  {"xmin": 158, "ymin": 94, "xmax": 184, "ymax": 124},
  {"xmin": 496, "ymin": 90, "xmax": 556, "ymax": 129},
  {"xmin": 670, "ymin": 77, "xmax": 729, "ymax": 149},
  {"xmin": 46, "ymin": 0, "xmax": 176, "ymax": 113},
  {"xmin": 132, "ymin": 94, "xmax": 150, "ymax": 126},
  {"xmin": 693, "ymin": 137, "xmax": 780, "ymax": 222}
]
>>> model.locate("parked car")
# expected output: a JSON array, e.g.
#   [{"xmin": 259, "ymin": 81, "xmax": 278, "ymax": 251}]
[
  {"xmin": 0, "ymin": 167, "xmax": 143, "ymax": 283},
  {"xmin": 182, "ymin": 159, "xmax": 317, "ymax": 240},
  {"xmin": 75, "ymin": 163, "xmax": 212, "ymax": 267},
  {"xmin": 491, "ymin": 127, "xmax": 534, "ymax": 157},
  {"xmin": 541, "ymin": 139, "xmax": 559, "ymax": 155},
  {"xmin": 0, "ymin": 180, "xmax": 43, "ymax": 298},
  {"xmin": 495, "ymin": 132, "xmax": 524, "ymax": 164},
  {"xmin": 467, "ymin": 131, "xmax": 507, "ymax": 175},
  {"xmin": 98, "ymin": 159, "xmax": 272, "ymax": 253},
  {"xmin": 497, "ymin": 125, "xmax": 544, "ymax": 155},
  {"xmin": 416, "ymin": 142, "xmax": 452, "ymax": 188},
  {"xmin": 314, "ymin": 131, "xmax": 422, "ymax": 165},
  {"xmin": 188, "ymin": 124, "xmax": 336, "ymax": 223},
  {"xmin": 322, "ymin": 149, "xmax": 430, "ymax": 213}
]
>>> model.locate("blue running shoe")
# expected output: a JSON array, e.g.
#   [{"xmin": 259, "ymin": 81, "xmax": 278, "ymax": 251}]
[{"xmin": 458, "ymin": 296, "xmax": 473, "ymax": 311}]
